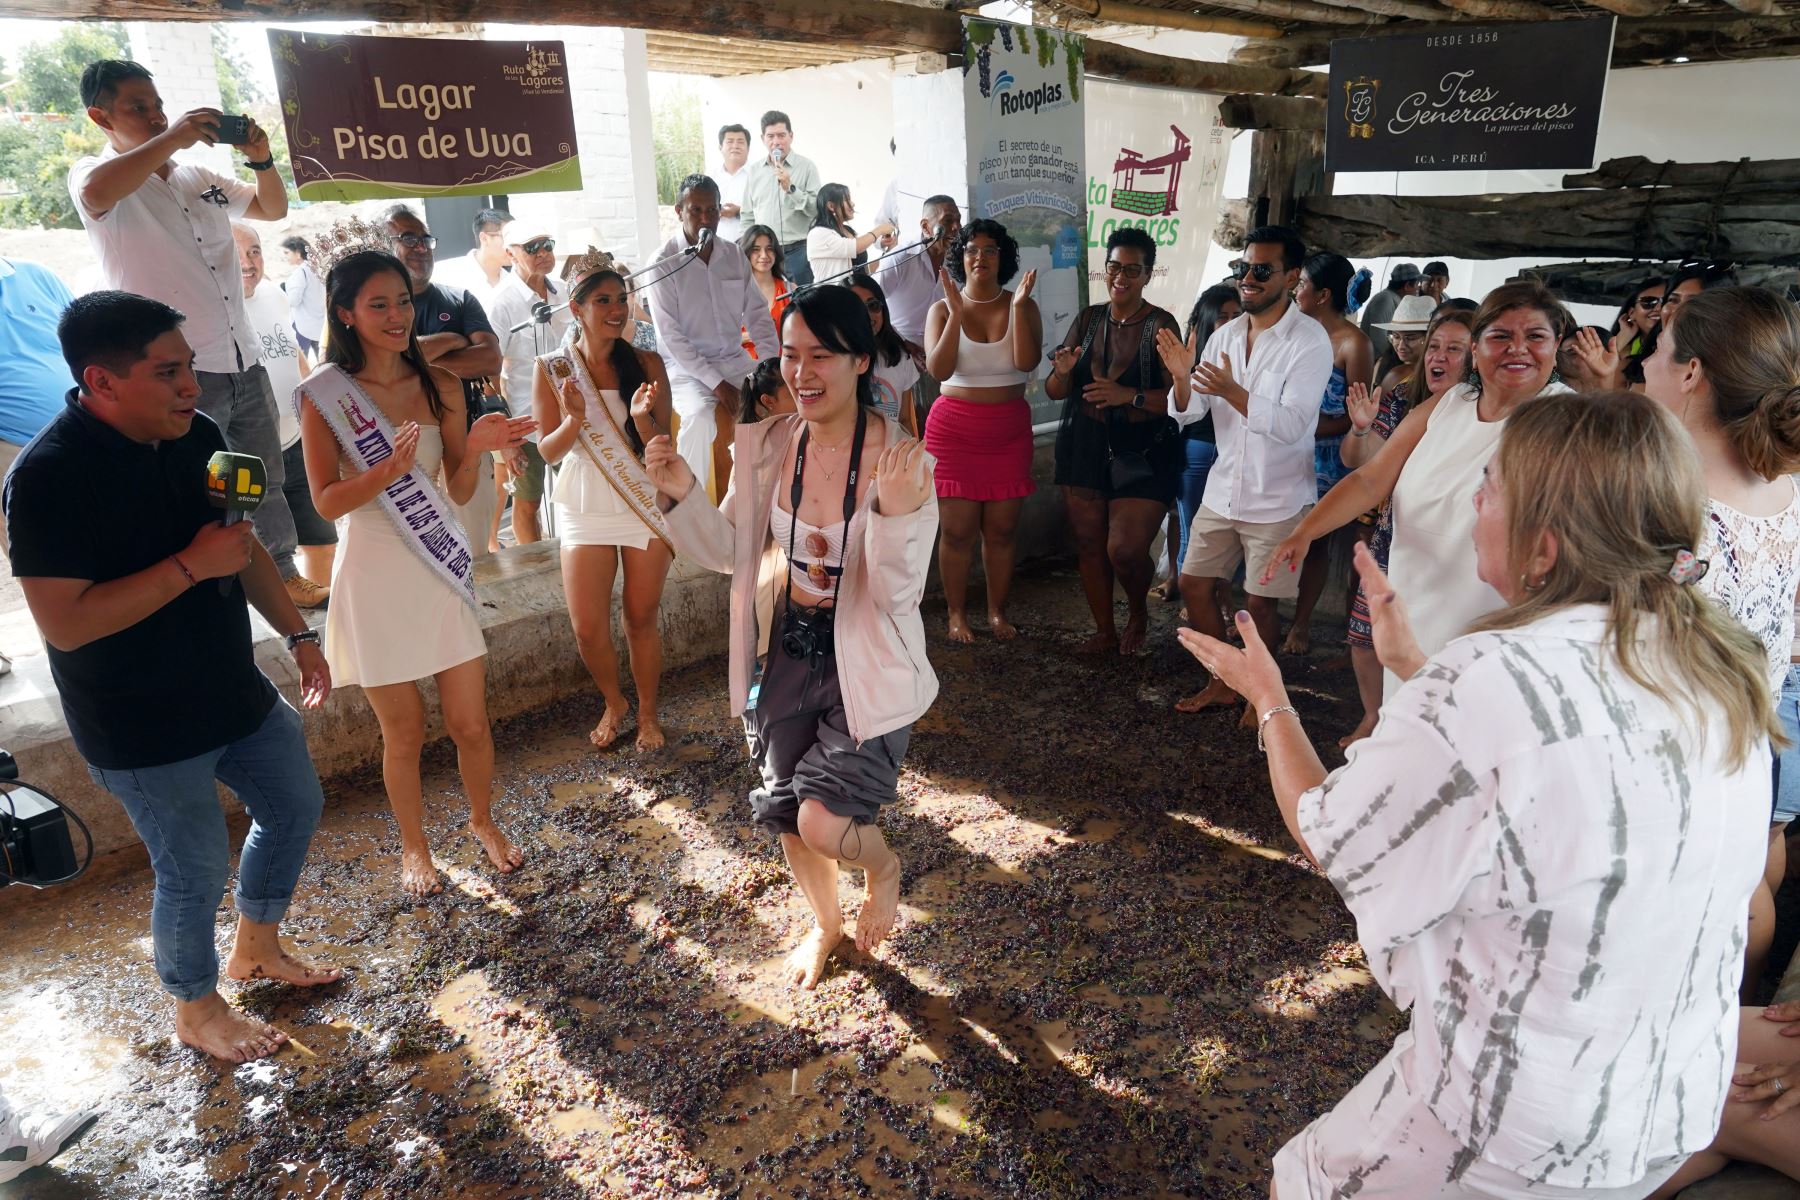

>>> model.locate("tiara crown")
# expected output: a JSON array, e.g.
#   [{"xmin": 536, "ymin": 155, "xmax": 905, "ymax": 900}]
[
  {"xmin": 315, "ymin": 216, "xmax": 396, "ymax": 279},
  {"xmin": 560, "ymin": 245, "xmax": 618, "ymax": 286}
]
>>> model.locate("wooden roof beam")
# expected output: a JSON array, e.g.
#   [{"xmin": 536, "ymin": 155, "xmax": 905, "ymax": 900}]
[
  {"xmin": 1051, "ymin": 0, "xmax": 1286, "ymax": 39},
  {"xmin": 1579, "ymin": 0, "xmax": 1668, "ymax": 16},
  {"xmin": 1217, "ymin": 92, "xmax": 1327, "ymax": 129}
]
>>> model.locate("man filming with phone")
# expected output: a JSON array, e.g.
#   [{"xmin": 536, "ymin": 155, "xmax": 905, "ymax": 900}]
[{"xmin": 68, "ymin": 59, "xmax": 330, "ymax": 613}]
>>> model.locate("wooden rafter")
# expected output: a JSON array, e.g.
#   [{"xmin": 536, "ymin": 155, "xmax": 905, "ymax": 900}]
[
  {"xmin": 1565, "ymin": 155, "xmax": 1800, "ymax": 189},
  {"xmin": 1048, "ymin": 0, "xmax": 1287, "ymax": 39},
  {"xmin": 1579, "ymin": 0, "xmax": 1668, "ymax": 16}
]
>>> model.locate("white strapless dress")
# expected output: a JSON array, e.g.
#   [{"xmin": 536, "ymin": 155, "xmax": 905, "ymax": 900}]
[{"xmin": 324, "ymin": 426, "xmax": 486, "ymax": 687}]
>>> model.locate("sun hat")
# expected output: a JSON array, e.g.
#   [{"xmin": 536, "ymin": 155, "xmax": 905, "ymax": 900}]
[{"xmin": 1373, "ymin": 293, "xmax": 1437, "ymax": 331}]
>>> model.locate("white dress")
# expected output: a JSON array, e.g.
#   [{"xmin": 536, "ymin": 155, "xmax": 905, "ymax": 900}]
[
  {"xmin": 324, "ymin": 426, "xmax": 486, "ymax": 687},
  {"xmin": 551, "ymin": 387, "xmax": 655, "ymax": 550},
  {"xmin": 1384, "ymin": 381, "xmax": 1569, "ymax": 698},
  {"xmin": 1697, "ymin": 478, "xmax": 1800, "ymax": 693}
]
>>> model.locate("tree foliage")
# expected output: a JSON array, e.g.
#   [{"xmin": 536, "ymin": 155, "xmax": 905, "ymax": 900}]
[
  {"xmin": 652, "ymin": 82, "xmax": 703, "ymax": 206},
  {"xmin": 8, "ymin": 23, "xmax": 130, "ymax": 115}
]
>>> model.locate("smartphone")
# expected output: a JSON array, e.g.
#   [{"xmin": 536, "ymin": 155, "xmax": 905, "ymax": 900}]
[{"xmin": 215, "ymin": 114, "xmax": 251, "ymax": 145}]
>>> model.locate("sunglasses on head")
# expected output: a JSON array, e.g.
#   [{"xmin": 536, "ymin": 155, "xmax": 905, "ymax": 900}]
[
  {"xmin": 519, "ymin": 238, "xmax": 556, "ymax": 255},
  {"xmin": 1231, "ymin": 261, "xmax": 1278, "ymax": 282}
]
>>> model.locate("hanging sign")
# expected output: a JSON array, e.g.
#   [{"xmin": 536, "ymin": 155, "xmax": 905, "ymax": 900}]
[
  {"xmin": 963, "ymin": 17, "xmax": 1087, "ymax": 426},
  {"xmin": 1326, "ymin": 18, "xmax": 1615, "ymax": 173},
  {"xmin": 268, "ymin": 30, "xmax": 582, "ymax": 201}
]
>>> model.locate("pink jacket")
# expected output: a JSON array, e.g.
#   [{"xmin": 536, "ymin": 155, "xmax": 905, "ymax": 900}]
[{"xmin": 664, "ymin": 412, "xmax": 939, "ymax": 742}]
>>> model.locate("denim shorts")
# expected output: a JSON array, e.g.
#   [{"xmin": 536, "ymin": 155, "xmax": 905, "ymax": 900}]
[{"xmin": 1773, "ymin": 664, "xmax": 1800, "ymax": 824}]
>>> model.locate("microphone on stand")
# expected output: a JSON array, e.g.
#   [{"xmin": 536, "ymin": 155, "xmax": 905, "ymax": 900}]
[{"xmin": 204, "ymin": 450, "xmax": 267, "ymax": 596}]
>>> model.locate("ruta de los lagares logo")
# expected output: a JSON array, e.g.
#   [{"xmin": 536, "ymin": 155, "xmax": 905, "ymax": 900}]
[
  {"xmin": 504, "ymin": 44, "xmax": 567, "ymax": 93},
  {"xmin": 1344, "ymin": 77, "xmax": 1378, "ymax": 139}
]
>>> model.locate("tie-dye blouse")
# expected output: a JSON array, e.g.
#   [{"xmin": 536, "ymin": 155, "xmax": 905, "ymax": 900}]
[{"xmin": 1297, "ymin": 605, "xmax": 1769, "ymax": 1187}]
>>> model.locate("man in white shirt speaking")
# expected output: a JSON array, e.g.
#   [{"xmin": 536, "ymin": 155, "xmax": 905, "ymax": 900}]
[
  {"xmin": 1170, "ymin": 225, "xmax": 1333, "ymax": 716},
  {"xmin": 646, "ymin": 174, "xmax": 776, "ymax": 490}
]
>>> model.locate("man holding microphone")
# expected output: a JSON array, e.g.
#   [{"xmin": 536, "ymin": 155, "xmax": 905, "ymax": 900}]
[
  {"xmin": 740, "ymin": 110, "xmax": 820, "ymax": 286},
  {"xmin": 4, "ymin": 291, "xmax": 340, "ymax": 1064}
]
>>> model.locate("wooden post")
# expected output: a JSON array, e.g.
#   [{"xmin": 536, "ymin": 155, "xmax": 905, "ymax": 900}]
[{"xmin": 1246, "ymin": 129, "xmax": 1328, "ymax": 229}]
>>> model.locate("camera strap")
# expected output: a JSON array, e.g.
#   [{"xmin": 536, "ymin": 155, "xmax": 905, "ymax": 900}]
[{"xmin": 783, "ymin": 404, "xmax": 869, "ymax": 622}]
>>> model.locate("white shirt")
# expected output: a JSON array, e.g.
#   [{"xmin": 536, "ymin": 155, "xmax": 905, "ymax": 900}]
[
  {"xmin": 872, "ymin": 354, "xmax": 919, "ymax": 425},
  {"xmin": 717, "ymin": 162, "xmax": 750, "ymax": 244},
  {"xmin": 432, "ymin": 251, "xmax": 510, "ymax": 314},
  {"xmin": 242, "ymin": 283, "xmax": 307, "ymax": 448},
  {"xmin": 1698, "ymin": 480, "xmax": 1800, "ymax": 693},
  {"xmin": 1302, "ymin": 606, "xmax": 1768, "ymax": 1187},
  {"xmin": 283, "ymin": 260, "xmax": 326, "ymax": 346},
  {"xmin": 805, "ymin": 226, "xmax": 860, "ymax": 289},
  {"xmin": 1173, "ymin": 302, "xmax": 1333, "ymax": 523},
  {"xmin": 644, "ymin": 233, "xmax": 774, "ymax": 392},
  {"xmin": 486, "ymin": 273, "xmax": 574, "ymax": 431},
  {"xmin": 875, "ymin": 243, "xmax": 939, "ymax": 348},
  {"xmin": 69, "ymin": 148, "xmax": 256, "ymax": 376}
]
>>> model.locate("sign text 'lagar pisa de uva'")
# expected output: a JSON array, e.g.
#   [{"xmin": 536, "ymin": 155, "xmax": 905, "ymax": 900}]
[
  {"xmin": 1327, "ymin": 18, "xmax": 1615, "ymax": 173},
  {"xmin": 268, "ymin": 30, "xmax": 582, "ymax": 201}
]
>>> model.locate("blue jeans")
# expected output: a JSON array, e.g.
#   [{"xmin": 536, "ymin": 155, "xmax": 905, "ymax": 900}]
[
  {"xmin": 1773, "ymin": 664, "xmax": 1800, "ymax": 824},
  {"xmin": 1174, "ymin": 438, "xmax": 1218, "ymax": 568},
  {"xmin": 86, "ymin": 699, "xmax": 325, "ymax": 1001}
]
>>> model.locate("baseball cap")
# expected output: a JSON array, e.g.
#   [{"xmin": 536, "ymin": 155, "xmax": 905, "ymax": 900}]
[{"xmin": 1389, "ymin": 262, "xmax": 1423, "ymax": 284}]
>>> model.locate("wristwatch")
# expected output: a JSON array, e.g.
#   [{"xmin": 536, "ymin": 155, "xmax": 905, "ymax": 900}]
[
  {"xmin": 286, "ymin": 628, "xmax": 321, "ymax": 652},
  {"xmin": 245, "ymin": 157, "xmax": 275, "ymax": 172},
  {"xmin": 1131, "ymin": 392, "xmax": 1146, "ymax": 410}
]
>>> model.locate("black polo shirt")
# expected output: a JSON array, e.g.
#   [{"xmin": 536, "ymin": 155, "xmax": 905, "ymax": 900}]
[
  {"xmin": 412, "ymin": 282, "xmax": 494, "ymax": 422},
  {"xmin": 3, "ymin": 391, "xmax": 277, "ymax": 770}
]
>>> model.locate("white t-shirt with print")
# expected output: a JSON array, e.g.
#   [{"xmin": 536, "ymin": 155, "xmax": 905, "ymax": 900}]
[{"xmin": 243, "ymin": 283, "xmax": 307, "ymax": 448}]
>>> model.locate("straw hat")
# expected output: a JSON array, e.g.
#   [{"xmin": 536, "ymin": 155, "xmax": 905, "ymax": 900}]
[{"xmin": 1373, "ymin": 294, "xmax": 1437, "ymax": 332}]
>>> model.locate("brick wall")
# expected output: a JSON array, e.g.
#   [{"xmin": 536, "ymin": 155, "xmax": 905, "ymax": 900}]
[{"xmin": 125, "ymin": 23, "xmax": 232, "ymax": 176}]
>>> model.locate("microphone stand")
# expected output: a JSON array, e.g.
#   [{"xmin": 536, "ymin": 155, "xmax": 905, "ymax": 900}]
[
  {"xmin": 506, "ymin": 233, "xmax": 716, "ymax": 334},
  {"xmin": 792, "ymin": 234, "xmax": 946, "ymax": 294}
]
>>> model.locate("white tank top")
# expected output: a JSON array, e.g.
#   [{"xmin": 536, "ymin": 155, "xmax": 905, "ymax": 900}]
[{"xmin": 941, "ymin": 305, "xmax": 1029, "ymax": 390}]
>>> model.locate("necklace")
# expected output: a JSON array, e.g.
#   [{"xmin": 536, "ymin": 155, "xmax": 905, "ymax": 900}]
[
  {"xmin": 810, "ymin": 434, "xmax": 854, "ymax": 482},
  {"xmin": 1106, "ymin": 302, "xmax": 1149, "ymax": 327},
  {"xmin": 964, "ymin": 288, "xmax": 1003, "ymax": 304}
]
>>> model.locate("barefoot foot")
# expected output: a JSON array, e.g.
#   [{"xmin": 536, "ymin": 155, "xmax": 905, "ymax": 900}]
[
  {"xmin": 400, "ymin": 846, "xmax": 443, "ymax": 897},
  {"xmin": 783, "ymin": 925, "xmax": 843, "ymax": 990},
  {"xmin": 470, "ymin": 820, "xmax": 524, "ymax": 874},
  {"xmin": 1238, "ymin": 702, "xmax": 1259, "ymax": 730},
  {"xmin": 1149, "ymin": 579, "xmax": 1178, "ymax": 602},
  {"xmin": 589, "ymin": 703, "xmax": 629, "ymax": 750},
  {"xmin": 1280, "ymin": 626, "xmax": 1311, "ymax": 655},
  {"xmin": 1119, "ymin": 615, "xmax": 1148, "ymax": 656},
  {"xmin": 1077, "ymin": 631, "xmax": 1120, "ymax": 655},
  {"xmin": 1337, "ymin": 716, "xmax": 1375, "ymax": 750},
  {"xmin": 854, "ymin": 859, "xmax": 901, "ymax": 953},
  {"xmin": 175, "ymin": 995, "xmax": 288, "ymax": 1063},
  {"xmin": 988, "ymin": 613, "xmax": 1019, "ymax": 641},
  {"xmin": 635, "ymin": 719, "xmax": 667, "ymax": 753},
  {"xmin": 1175, "ymin": 680, "xmax": 1242, "ymax": 713},
  {"xmin": 946, "ymin": 614, "xmax": 976, "ymax": 645},
  {"xmin": 225, "ymin": 947, "xmax": 344, "ymax": 988}
]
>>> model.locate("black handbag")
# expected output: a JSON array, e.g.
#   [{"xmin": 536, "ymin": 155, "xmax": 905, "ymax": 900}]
[{"xmin": 1076, "ymin": 308, "xmax": 1169, "ymax": 491}]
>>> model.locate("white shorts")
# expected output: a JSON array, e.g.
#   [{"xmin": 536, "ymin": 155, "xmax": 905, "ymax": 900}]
[{"xmin": 1273, "ymin": 1031, "xmax": 1685, "ymax": 1200}]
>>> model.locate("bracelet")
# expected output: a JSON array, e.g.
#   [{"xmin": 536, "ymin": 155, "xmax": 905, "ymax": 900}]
[
  {"xmin": 1256, "ymin": 705, "xmax": 1300, "ymax": 753},
  {"xmin": 169, "ymin": 553, "xmax": 198, "ymax": 588},
  {"xmin": 1350, "ymin": 428, "xmax": 1371, "ymax": 438},
  {"xmin": 245, "ymin": 157, "xmax": 275, "ymax": 171}
]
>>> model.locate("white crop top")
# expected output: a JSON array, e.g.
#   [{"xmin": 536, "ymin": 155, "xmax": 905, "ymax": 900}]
[
  {"xmin": 941, "ymin": 307, "xmax": 1030, "ymax": 390},
  {"xmin": 769, "ymin": 492, "xmax": 847, "ymax": 594}
]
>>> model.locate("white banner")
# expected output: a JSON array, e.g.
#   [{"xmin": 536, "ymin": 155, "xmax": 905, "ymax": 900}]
[{"xmin": 1084, "ymin": 79, "xmax": 1231, "ymax": 330}]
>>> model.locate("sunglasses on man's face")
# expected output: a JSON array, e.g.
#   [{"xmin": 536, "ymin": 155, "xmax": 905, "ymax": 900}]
[
  {"xmin": 1231, "ymin": 261, "xmax": 1278, "ymax": 282},
  {"xmin": 519, "ymin": 238, "xmax": 556, "ymax": 256},
  {"xmin": 393, "ymin": 233, "xmax": 437, "ymax": 251}
]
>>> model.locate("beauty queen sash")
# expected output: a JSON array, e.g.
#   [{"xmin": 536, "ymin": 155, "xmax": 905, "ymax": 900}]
[
  {"xmin": 539, "ymin": 343, "xmax": 675, "ymax": 551},
  {"xmin": 300, "ymin": 364, "xmax": 478, "ymax": 610}
]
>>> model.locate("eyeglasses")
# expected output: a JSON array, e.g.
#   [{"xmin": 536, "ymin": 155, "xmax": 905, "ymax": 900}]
[
  {"xmin": 393, "ymin": 233, "xmax": 437, "ymax": 251},
  {"xmin": 862, "ymin": 298, "xmax": 883, "ymax": 314},
  {"xmin": 1635, "ymin": 296, "xmax": 1661, "ymax": 310},
  {"xmin": 1104, "ymin": 262, "xmax": 1147, "ymax": 279},
  {"xmin": 964, "ymin": 245, "xmax": 1001, "ymax": 260},
  {"xmin": 519, "ymin": 238, "xmax": 556, "ymax": 256},
  {"xmin": 1231, "ymin": 261, "xmax": 1277, "ymax": 282}
]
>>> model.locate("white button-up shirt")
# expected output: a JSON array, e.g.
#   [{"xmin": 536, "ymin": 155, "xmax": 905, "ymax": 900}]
[
  {"xmin": 716, "ymin": 163, "xmax": 750, "ymax": 244},
  {"xmin": 432, "ymin": 251, "xmax": 510, "ymax": 316},
  {"xmin": 485, "ymin": 273, "xmax": 573, "ymax": 430},
  {"xmin": 69, "ymin": 148, "xmax": 257, "ymax": 376},
  {"xmin": 1172, "ymin": 301, "xmax": 1333, "ymax": 523},
  {"xmin": 644, "ymin": 233, "xmax": 775, "ymax": 392},
  {"xmin": 1300, "ymin": 605, "xmax": 1768, "ymax": 1187},
  {"xmin": 875, "ymin": 242, "xmax": 940, "ymax": 348}
]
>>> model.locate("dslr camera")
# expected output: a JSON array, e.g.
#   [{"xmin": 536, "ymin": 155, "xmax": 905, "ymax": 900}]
[{"xmin": 780, "ymin": 605, "xmax": 834, "ymax": 663}]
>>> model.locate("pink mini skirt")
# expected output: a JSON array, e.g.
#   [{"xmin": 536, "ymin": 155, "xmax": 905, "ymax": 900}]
[{"xmin": 923, "ymin": 395, "xmax": 1036, "ymax": 502}]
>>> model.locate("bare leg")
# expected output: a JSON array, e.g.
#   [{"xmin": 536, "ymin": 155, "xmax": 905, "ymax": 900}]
[
  {"xmin": 1107, "ymin": 498, "xmax": 1167, "ymax": 656},
  {"xmin": 1648, "ymin": 1005, "xmax": 1800, "ymax": 1197},
  {"xmin": 1063, "ymin": 486, "xmax": 1116, "ymax": 653},
  {"xmin": 796, "ymin": 799, "xmax": 901, "ymax": 955},
  {"xmin": 513, "ymin": 497, "xmax": 542, "ymax": 546},
  {"xmin": 174, "ymin": 991, "xmax": 288, "ymax": 1063},
  {"xmin": 1283, "ymin": 538, "xmax": 1330, "ymax": 654},
  {"xmin": 619, "ymin": 541, "xmax": 674, "ymax": 751},
  {"xmin": 563, "ymin": 544, "xmax": 630, "ymax": 748},
  {"xmin": 363, "ymin": 680, "xmax": 440, "ymax": 896},
  {"xmin": 778, "ymin": 831, "xmax": 845, "ymax": 990},
  {"xmin": 979, "ymin": 497, "xmax": 1025, "ymax": 639},
  {"xmin": 938, "ymin": 497, "xmax": 981, "ymax": 644},
  {"xmin": 1150, "ymin": 506, "xmax": 1180, "ymax": 600},
  {"xmin": 1176, "ymin": 575, "xmax": 1240, "ymax": 712},
  {"xmin": 435, "ymin": 656, "xmax": 522, "ymax": 874},
  {"xmin": 225, "ymin": 917, "xmax": 343, "ymax": 986},
  {"xmin": 487, "ymin": 454, "xmax": 507, "ymax": 554},
  {"xmin": 298, "ymin": 542, "xmax": 336, "ymax": 588},
  {"xmin": 1341, "ymin": 645, "xmax": 1383, "ymax": 748}
]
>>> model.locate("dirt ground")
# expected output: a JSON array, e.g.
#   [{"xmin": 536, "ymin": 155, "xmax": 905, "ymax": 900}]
[{"xmin": 0, "ymin": 564, "xmax": 1765, "ymax": 1200}]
